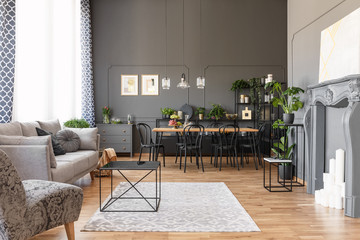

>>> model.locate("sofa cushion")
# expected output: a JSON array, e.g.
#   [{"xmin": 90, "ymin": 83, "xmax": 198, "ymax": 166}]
[
  {"xmin": 56, "ymin": 129, "xmax": 80, "ymax": 153},
  {"xmin": 37, "ymin": 119, "xmax": 61, "ymax": 135},
  {"xmin": 51, "ymin": 161, "xmax": 75, "ymax": 183},
  {"xmin": 0, "ymin": 135, "xmax": 57, "ymax": 168},
  {"xmin": 65, "ymin": 128, "xmax": 98, "ymax": 151},
  {"xmin": 20, "ymin": 121, "xmax": 41, "ymax": 136},
  {"xmin": 36, "ymin": 128, "xmax": 65, "ymax": 157},
  {"xmin": 56, "ymin": 153, "xmax": 90, "ymax": 174},
  {"xmin": 0, "ymin": 122, "xmax": 23, "ymax": 136},
  {"xmin": 66, "ymin": 150, "xmax": 98, "ymax": 167}
]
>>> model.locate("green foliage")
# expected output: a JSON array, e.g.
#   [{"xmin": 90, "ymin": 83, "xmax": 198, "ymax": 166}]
[
  {"xmin": 64, "ymin": 119, "xmax": 90, "ymax": 128},
  {"xmin": 160, "ymin": 107, "xmax": 175, "ymax": 115},
  {"xmin": 271, "ymin": 136, "xmax": 295, "ymax": 165},
  {"xmin": 102, "ymin": 106, "xmax": 111, "ymax": 115},
  {"xmin": 265, "ymin": 81, "xmax": 305, "ymax": 114},
  {"xmin": 230, "ymin": 79, "xmax": 250, "ymax": 92},
  {"xmin": 272, "ymin": 119, "xmax": 286, "ymax": 130},
  {"xmin": 195, "ymin": 107, "xmax": 205, "ymax": 115},
  {"xmin": 207, "ymin": 104, "xmax": 226, "ymax": 120}
]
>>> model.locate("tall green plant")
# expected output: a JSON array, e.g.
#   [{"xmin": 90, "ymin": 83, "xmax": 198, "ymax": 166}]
[
  {"xmin": 264, "ymin": 81, "xmax": 305, "ymax": 114},
  {"xmin": 272, "ymin": 119, "xmax": 294, "ymax": 166},
  {"xmin": 230, "ymin": 79, "xmax": 250, "ymax": 92}
]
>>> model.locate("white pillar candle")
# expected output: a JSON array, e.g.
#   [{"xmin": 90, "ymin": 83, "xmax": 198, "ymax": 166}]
[
  {"xmin": 315, "ymin": 190, "xmax": 320, "ymax": 204},
  {"xmin": 321, "ymin": 191, "xmax": 329, "ymax": 207},
  {"xmin": 335, "ymin": 193, "xmax": 343, "ymax": 209},
  {"xmin": 335, "ymin": 149, "xmax": 345, "ymax": 184},
  {"xmin": 329, "ymin": 158, "xmax": 336, "ymax": 175},
  {"xmin": 329, "ymin": 193, "xmax": 336, "ymax": 208}
]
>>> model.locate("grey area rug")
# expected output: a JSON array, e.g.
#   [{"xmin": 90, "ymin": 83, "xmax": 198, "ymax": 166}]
[{"xmin": 82, "ymin": 182, "xmax": 260, "ymax": 232}]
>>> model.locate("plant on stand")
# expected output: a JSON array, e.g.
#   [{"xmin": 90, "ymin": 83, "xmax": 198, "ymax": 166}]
[
  {"xmin": 207, "ymin": 104, "xmax": 226, "ymax": 120},
  {"xmin": 230, "ymin": 79, "xmax": 250, "ymax": 92},
  {"xmin": 195, "ymin": 107, "xmax": 205, "ymax": 120},
  {"xmin": 272, "ymin": 119, "xmax": 295, "ymax": 180},
  {"xmin": 102, "ymin": 106, "xmax": 112, "ymax": 124},
  {"xmin": 248, "ymin": 77, "xmax": 262, "ymax": 125},
  {"xmin": 265, "ymin": 81, "xmax": 305, "ymax": 124}
]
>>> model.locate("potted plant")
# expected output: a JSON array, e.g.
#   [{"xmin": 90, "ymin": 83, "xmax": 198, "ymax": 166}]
[
  {"xmin": 195, "ymin": 107, "xmax": 205, "ymax": 120},
  {"xmin": 230, "ymin": 79, "xmax": 250, "ymax": 92},
  {"xmin": 64, "ymin": 118, "xmax": 90, "ymax": 128},
  {"xmin": 160, "ymin": 107, "xmax": 175, "ymax": 119},
  {"xmin": 102, "ymin": 106, "xmax": 112, "ymax": 124},
  {"xmin": 248, "ymin": 77, "xmax": 262, "ymax": 122},
  {"xmin": 207, "ymin": 104, "xmax": 226, "ymax": 120},
  {"xmin": 265, "ymin": 80, "xmax": 305, "ymax": 124},
  {"xmin": 272, "ymin": 119, "xmax": 295, "ymax": 180}
]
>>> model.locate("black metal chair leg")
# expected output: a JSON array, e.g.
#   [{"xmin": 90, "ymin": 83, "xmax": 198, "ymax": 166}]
[
  {"xmin": 219, "ymin": 148, "xmax": 223, "ymax": 171},
  {"xmin": 139, "ymin": 147, "xmax": 143, "ymax": 161},
  {"xmin": 179, "ymin": 148, "xmax": 183, "ymax": 169},
  {"xmin": 148, "ymin": 148, "xmax": 152, "ymax": 161},
  {"xmin": 175, "ymin": 145, "xmax": 179, "ymax": 163},
  {"xmin": 200, "ymin": 149, "xmax": 204, "ymax": 172},
  {"xmin": 162, "ymin": 146, "xmax": 166, "ymax": 167}
]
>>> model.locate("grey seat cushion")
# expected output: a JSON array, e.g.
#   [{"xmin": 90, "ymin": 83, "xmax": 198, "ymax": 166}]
[
  {"xmin": 51, "ymin": 162, "xmax": 75, "ymax": 183},
  {"xmin": 0, "ymin": 122, "xmax": 23, "ymax": 136},
  {"xmin": 56, "ymin": 129, "xmax": 80, "ymax": 152}
]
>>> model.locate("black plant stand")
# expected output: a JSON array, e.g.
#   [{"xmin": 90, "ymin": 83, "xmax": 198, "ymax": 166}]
[
  {"xmin": 263, "ymin": 157, "xmax": 293, "ymax": 192},
  {"xmin": 99, "ymin": 161, "xmax": 161, "ymax": 212}
]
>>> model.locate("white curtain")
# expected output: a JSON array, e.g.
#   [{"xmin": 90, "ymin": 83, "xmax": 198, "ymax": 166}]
[{"xmin": 13, "ymin": 0, "xmax": 82, "ymax": 123}]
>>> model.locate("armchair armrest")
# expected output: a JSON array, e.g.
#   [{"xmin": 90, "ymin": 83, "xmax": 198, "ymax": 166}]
[{"xmin": 0, "ymin": 145, "xmax": 51, "ymax": 181}]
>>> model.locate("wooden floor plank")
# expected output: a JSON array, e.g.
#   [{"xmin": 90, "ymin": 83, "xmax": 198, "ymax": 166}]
[{"xmin": 30, "ymin": 155, "xmax": 360, "ymax": 239}]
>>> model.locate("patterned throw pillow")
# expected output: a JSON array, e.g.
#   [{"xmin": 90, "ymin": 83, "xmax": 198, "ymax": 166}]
[
  {"xmin": 56, "ymin": 129, "xmax": 80, "ymax": 153},
  {"xmin": 36, "ymin": 127, "xmax": 66, "ymax": 156}
]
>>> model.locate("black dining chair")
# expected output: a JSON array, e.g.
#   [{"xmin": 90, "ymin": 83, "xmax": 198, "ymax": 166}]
[
  {"xmin": 213, "ymin": 124, "xmax": 239, "ymax": 171},
  {"xmin": 238, "ymin": 124, "xmax": 266, "ymax": 170},
  {"xmin": 178, "ymin": 124, "xmax": 205, "ymax": 172},
  {"xmin": 206, "ymin": 122, "xmax": 222, "ymax": 165},
  {"xmin": 136, "ymin": 123, "xmax": 166, "ymax": 166}
]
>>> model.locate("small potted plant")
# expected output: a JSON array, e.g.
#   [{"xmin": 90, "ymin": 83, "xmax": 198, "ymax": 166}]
[
  {"xmin": 272, "ymin": 119, "xmax": 295, "ymax": 180},
  {"xmin": 102, "ymin": 106, "xmax": 112, "ymax": 124},
  {"xmin": 195, "ymin": 107, "xmax": 205, "ymax": 120},
  {"xmin": 64, "ymin": 118, "xmax": 90, "ymax": 128},
  {"xmin": 207, "ymin": 104, "xmax": 226, "ymax": 120},
  {"xmin": 161, "ymin": 107, "xmax": 175, "ymax": 119},
  {"xmin": 265, "ymin": 80, "xmax": 305, "ymax": 124},
  {"xmin": 169, "ymin": 114, "xmax": 182, "ymax": 129}
]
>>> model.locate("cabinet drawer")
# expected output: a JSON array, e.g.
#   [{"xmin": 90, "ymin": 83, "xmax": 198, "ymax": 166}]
[
  {"xmin": 97, "ymin": 124, "xmax": 131, "ymax": 136},
  {"xmin": 100, "ymin": 135, "xmax": 130, "ymax": 144},
  {"xmin": 100, "ymin": 143, "xmax": 131, "ymax": 152}
]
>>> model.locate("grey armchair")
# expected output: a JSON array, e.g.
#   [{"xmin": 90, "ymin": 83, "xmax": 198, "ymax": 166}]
[{"xmin": 0, "ymin": 150, "xmax": 83, "ymax": 240}]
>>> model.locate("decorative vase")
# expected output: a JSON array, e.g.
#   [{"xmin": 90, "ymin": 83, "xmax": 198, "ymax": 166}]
[
  {"xmin": 103, "ymin": 114, "xmax": 110, "ymax": 124},
  {"xmin": 279, "ymin": 164, "xmax": 293, "ymax": 180},
  {"xmin": 199, "ymin": 113, "xmax": 204, "ymax": 120},
  {"xmin": 283, "ymin": 113, "xmax": 295, "ymax": 124}
]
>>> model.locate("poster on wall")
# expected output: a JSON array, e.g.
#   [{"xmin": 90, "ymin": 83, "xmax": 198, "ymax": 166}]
[
  {"xmin": 319, "ymin": 7, "xmax": 360, "ymax": 83},
  {"xmin": 121, "ymin": 75, "xmax": 138, "ymax": 96},
  {"xmin": 141, "ymin": 74, "xmax": 159, "ymax": 95}
]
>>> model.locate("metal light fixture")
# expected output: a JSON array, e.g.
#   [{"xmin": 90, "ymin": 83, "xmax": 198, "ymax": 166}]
[
  {"xmin": 162, "ymin": 0, "xmax": 170, "ymax": 90},
  {"xmin": 196, "ymin": 0, "xmax": 205, "ymax": 89},
  {"xmin": 177, "ymin": 73, "xmax": 190, "ymax": 89},
  {"xmin": 177, "ymin": 0, "xmax": 190, "ymax": 89},
  {"xmin": 196, "ymin": 76, "xmax": 205, "ymax": 89}
]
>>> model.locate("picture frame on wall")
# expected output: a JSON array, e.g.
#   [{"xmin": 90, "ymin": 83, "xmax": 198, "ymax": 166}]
[
  {"xmin": 121, "ymin": 75, "xmax": 138, "ymax": 96},
  {"xmin": 141, "ymin": 74, "xmax": 159, "ymax": 96}
]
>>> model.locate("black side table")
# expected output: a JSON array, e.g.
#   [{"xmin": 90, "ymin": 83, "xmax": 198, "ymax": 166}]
[
  {"xmin": 99, "ymin": 161, "xmax": 161, "ymax": 212},
  {"xmin": 263, "ymin": 157, "xmax": 293, "ymax": 192}
]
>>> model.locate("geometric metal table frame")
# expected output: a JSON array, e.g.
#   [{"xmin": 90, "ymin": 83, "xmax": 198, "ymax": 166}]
[
  {"xmin": 99, "ymin": 161, "xmax": 161, "ymax": 212},
  {"xmin": 263, "ymin": 157, "xmax": 293, "ymax": 192}
]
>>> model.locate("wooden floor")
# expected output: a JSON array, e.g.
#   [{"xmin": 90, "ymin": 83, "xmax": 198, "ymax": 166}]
[{"xmin": 30, "ymin": 155, "xmax": 360, "ymax": 240}]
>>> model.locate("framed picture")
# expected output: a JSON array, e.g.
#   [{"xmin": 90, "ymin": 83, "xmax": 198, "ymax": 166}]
[
  {"xmin": 121, "ymin": 75, "xmax": 138, "ymax": 96},
  {"xmin": 141, "ymin": 74, "xmax": 159, "ymax": 96}
]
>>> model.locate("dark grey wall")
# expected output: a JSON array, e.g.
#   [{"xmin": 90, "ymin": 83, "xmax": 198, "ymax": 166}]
[{"xmin": 91, "ymin": 0, "xmax": 287, "ymax": 151}]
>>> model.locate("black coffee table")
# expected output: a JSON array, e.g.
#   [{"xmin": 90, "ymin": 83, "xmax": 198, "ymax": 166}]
[{"xmin": 99, "ymin": 161, "xmax": 161, "ymax": 212}]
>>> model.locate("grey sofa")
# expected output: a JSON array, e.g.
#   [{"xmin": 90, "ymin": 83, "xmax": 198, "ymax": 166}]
[{"xmin": 0, "ymin": 119, "xmax": 100, "ymax": 184}]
